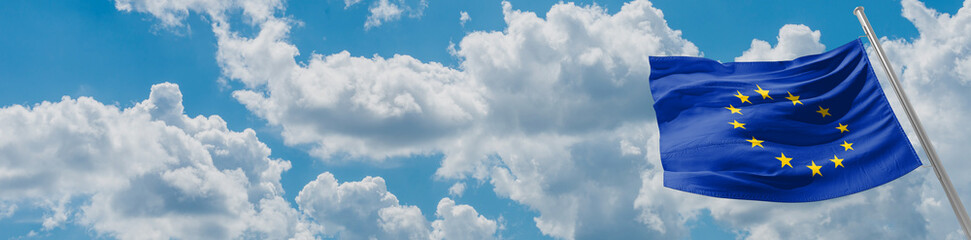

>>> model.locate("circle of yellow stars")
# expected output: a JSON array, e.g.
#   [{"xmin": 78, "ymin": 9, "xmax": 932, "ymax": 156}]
[{"xmin": 727, "ymin": 85, "xmax": 853, "ymax": 178}]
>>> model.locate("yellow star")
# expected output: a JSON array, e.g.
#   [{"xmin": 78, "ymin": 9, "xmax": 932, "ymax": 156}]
[
  {"xmin": 725, "ymin": 105, "xmax": 743, "ymax": 115},
  {"xmin": 785, "ymin": 91, "xmax": 803, "ymax": 105},
  {"xmin": 754, "ymin": 85, "xmax": 773, "ymax": 100},
  {"xmin": 728, "ymin": 120, "xmax": 746, "ymax": 129},
  {"xmin": 840, "ymin": 141, "xmax": 854, "ymax": 151},
  {"xmin": 734, "ymin": 90, "xmax": 751, "ymax": 104},
  {"xmin": 746, "ymin": 137, "xmax": 764, "ymax": 148},
  {"xmin": 807, "ymin": 161, "xmax": 823, "ymax": 177},
  {"xmin": 816, "ymin": 106, "xmax": 831, "ymax": 117},
  {"xmin": 836, "ymin": 123, "xmax": 849, "ymax": 133},
  {"xmin": 776, "ymin": 152, "xmax": 793, "ymax": 168},
  {"xmin": 830, "ymin": 155, "xmax": 844, "ymax": 168}
]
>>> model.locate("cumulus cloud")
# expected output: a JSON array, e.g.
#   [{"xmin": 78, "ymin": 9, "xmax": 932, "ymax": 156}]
[
  {"xmin": 735, "ymin": 24, "xmax": 825, "ymax": 62},
  {"xmin": 213, "ymin": 18, "xmax": 299, "ymax": 89},
  {"xmin": 120, "ymin": 0, "xmax": 487, "ymax": 161},
  {"xmin": 0, "ymin": 83, "xmax": 314, "ymax": 239},
  {"xmin": 365, "ymin": 0, "xmax": 404, "ymax": 29},
  {"xmin": 296, "ymin": 172, "xmax": 425, "ymax": 239},
  {"xmin": 232, "ymin": 50, "xmax": 487, "ymax": 160},
  {"xmin": 430, "ymin": 198, "xmax": 497, "ymax": 240},
  {"xmin": 113, "ymin": 0, "xmax": 283, "ymax": 27},
  {"xmin": 0, "ymin": 81, "xmax": 497, "ymax": 240},
  {"xmin": 448, "ymin": 182, "xmax": 465, "ymax": 197},
  {"xmin": 881, "ymin": 0, "xmax": 971, "ymax": 238},
  {"xmin": 296, "ymin": 172, "xmax": 497, "ymax": 239},
  {"xmin": 339, "ymin": 0, "xmax": 429, "ymax": 29},
  {"xmin": 443, "ymin": 0, "xmax": 697, "ymax": 172},
  {"xmin": 442, "ymin": 2, "xmax": 697, "ymax": 238},
  {"xmin": 459, "ymin": 11, "xmax": 470, "ymax": 26}
]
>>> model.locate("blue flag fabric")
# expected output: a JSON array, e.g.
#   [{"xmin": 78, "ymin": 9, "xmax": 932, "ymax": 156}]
[{"xmin": 649, "ymin": 39, "xmax": 921, "ymax": 202}]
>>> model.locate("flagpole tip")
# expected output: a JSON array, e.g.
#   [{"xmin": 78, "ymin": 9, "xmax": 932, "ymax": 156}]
[{"xmin": 854, "ymin": 6, "xmax": 864, "ymax": 14}]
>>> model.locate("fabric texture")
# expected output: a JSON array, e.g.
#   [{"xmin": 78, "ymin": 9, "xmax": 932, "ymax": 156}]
[{"xmin": 649, "ymin": 39, "xmax": 921, "ymax": 202}]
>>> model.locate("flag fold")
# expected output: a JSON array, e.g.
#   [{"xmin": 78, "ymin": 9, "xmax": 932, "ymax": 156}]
[{"xmin": 649, "ymin": 39, "xmax": 921, "ymax": 202}]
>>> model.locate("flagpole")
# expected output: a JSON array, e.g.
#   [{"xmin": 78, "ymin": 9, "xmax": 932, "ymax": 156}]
[{"xmin": 854, "ymin": 6, "xmax": 971, "ymax": 238}]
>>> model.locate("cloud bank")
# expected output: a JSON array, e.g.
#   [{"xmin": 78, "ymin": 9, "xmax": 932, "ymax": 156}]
[
  {"xmin": 9, "ymin": 0, "xmax": 969, "ymax": 239},
  {"xmin": 735, "ymin": 24, "xmax": 825, "ymax": 62},
  {"xmin": 297, "ymin": 173, "xmax": 497, "ymax": 240},
  {"xmin": 0, "ymin": 83, "xmax": 314, "ymax": 239},
  {"xmin": 0, "ymin": 82, "xmax": 497, "ymax": 239}
]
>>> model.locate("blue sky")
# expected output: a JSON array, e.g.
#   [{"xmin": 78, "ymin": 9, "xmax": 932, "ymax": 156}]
[{"xmin": 1, "ymin": 0, "xmax": 970, "ymax": 239}]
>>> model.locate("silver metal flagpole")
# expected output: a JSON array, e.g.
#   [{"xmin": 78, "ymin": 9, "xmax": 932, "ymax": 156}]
[{"xmin": 854, "ymin": 6, "xmax": 971, "ymax": 238}]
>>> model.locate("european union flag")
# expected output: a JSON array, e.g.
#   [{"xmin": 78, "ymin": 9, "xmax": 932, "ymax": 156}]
[{"xmin": 649, "ymin": 39, "xmax": 921, "ymax": 202}]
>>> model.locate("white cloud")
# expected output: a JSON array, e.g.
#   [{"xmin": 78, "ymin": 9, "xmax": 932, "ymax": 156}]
[
  {"xmin": 0, "ymin": 77, "xmax": 494, "ymax": 240},
  {"xmin": 230, "ymin": 49, "xmax": 487, "ymax": 160},
  {"xmin": 345, "ymin": 0, "xmax": 364, "ymax": 9},
  {"xmin": 296, "ymin": 172, "xmax": 496, "ymax": 239},
  {"xmin": 121, "ymin": 0, "xmax": 488, "ymax": 161},
  {"xmin": 482, "ymin": 124, "xmax": 662, "ymax": 239},
  {"xmin": 442, "ymin": 2, "xmax": 697, "ymax": 238},
  {"xmin": 113, "ymin": 0, "xmax": 282, "ymax": 27},
  {"xmin": 443, "ymin": 0, "xmax": 698, "ymax": 175},
  {"xmin": 448, "ymin": 182, "xmax": 465, "ymax": 197},
  {"xmin": 365, "ymin": 0, "xmax": 404, "ymax": 29},
  {"xmin": 337, "ymin": 0, "xmax": 429, "ymax": 29},
  {"xmin": 735, "ymin": 24, "xmax": 825, "ymax": 62},
  {"xmin": 378, "ymin": 205, "xmax": 430, "ymax": 240},
  {"xmin": 460, "ymin": 11, "xmax": 470, "ymax": 26},
  {"xmin": 430, "ymin": 198, "xmax": 497, "ymax": 240},
  {"xmin": 213, "ymin": 18, "xmax": 299, "ymax": 88},
  {"xmin": 0, "ymin": 83, "xmax": 314, "ymax": 239},
  {"xmin": 297, "ymin": 172, "xmax": 418, "ymax": 239},
  {"xmin": 129, "ymin": 0, "xmax": 480, "ymax": 162},
  {"xmin": 880, "ymin": 0, "xmax": 971, "ymax": 238}
]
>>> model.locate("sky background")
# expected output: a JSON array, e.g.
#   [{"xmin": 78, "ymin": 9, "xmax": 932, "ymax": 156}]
[{"xmin": 1, "ymin": 0, "xmax": 970, "ymax": 239}]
